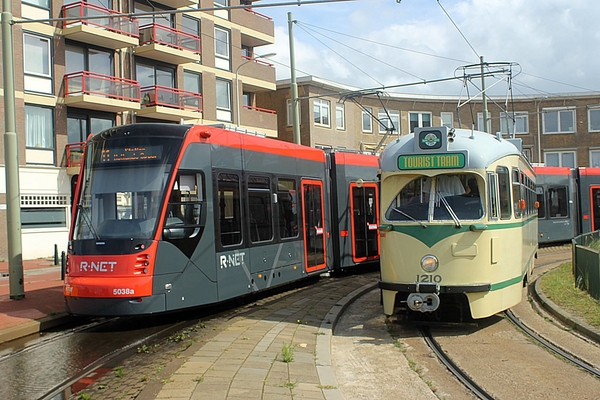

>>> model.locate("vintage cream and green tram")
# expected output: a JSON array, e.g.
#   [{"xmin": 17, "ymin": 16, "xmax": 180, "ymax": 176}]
[{"xmin": 378, "ymin": 126, "xmax": 537, "ymax": 320}]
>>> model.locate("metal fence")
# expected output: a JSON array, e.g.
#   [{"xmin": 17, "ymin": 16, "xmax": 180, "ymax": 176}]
[{"xmin": 572, "ymin": 231, "xmax": 600, "ymax": 301}]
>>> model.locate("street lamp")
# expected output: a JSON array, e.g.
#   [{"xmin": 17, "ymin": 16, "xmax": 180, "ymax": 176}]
[{"xmin": 235, "ymin": 52, "xmax": 276, "ymax": 127}]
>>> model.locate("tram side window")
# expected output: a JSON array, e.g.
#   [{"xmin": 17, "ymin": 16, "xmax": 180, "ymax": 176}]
[
  {"xmin": 512, "ymin": 169, "xmax": 522, "ymax": 218},
  {"xmin": 487, "ymin": 172, "xmax": 500, "ymax": 219},
  {"xmin": 218, "ymin": 173, "xmax": 242, "ymax": 246},
  {"xmin": 248, "ymin": 175, "xmax": 273, "ymax": 243},
  {"xmin": 497, "ymin": 166, "xmax": 512, "ymax": 219},
  {"xmin": 536, "ymin": 186, "xmax": 546, "ymax": 219},
  {"xmin": 548, "ymin": 186, "xmax": 568, "ymax": 218},
  {"xmin": 163, "ymin": 173, "xmax": 204, "ymax": 240},
  {"xmin": 277, "ymin": 178, "xmax": 299, "ymax": 239}
]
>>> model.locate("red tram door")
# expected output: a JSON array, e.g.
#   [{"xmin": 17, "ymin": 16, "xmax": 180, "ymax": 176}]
[
  {"xmin": 592, "ymin": 187, "xmax": 600, "ymax": 231},
  {"xmin": 350, "ymin": 183, "xmax": 380, "ymax": 262},
  {"xmin": 302, "ymin": 180, "xmax": 327, "ymax": 273}
]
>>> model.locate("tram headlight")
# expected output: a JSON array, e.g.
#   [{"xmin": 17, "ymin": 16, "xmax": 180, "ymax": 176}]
[{"xmin": 420, "ymin": 254, "xmax": 439, "ymax": 273}]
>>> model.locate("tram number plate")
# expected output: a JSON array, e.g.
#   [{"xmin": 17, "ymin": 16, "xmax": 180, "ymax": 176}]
[
  {"xmin": 113, "ymin": 288, "xmax": 135, "ymax": 295},
  {"xmin": 416, "ymin": 274, "xmax": 442, "ymax": 283}
]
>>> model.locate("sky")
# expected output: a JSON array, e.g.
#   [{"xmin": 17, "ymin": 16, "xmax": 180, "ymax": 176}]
[{"xmin": 251, "ymin": 0, "xmax": 600, "ymax": 97}]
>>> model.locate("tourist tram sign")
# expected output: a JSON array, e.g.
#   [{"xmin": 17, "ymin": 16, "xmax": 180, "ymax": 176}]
[{"xmin": 397, "ymin": 153, "xmax": 466, "ymax": 170}]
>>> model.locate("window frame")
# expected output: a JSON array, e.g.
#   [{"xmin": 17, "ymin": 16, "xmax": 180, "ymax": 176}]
[
  {"xmin": 336, "ymin": 103, "xmax": 345, "ymax": 130},
  {"xmin": 409, "ymin": 111, "xmax": 432, "ymax": 133},
  {"xmin": 500, "ymin": 111, "xmax": 529, "ymax": 135},
  {"xmin": 215, "ymin": 78, "xmax": 232, "ymax": 122},
  {"xmin": 588, "ymin": 108, "xmax": 600, "ymax": 132},
  {"xmin": 313, "ymin": 99, "xmax": 331, "ymax": 127},
  {"xmin": 542, "ymin": 107, "xmax": 576, "ymax": 134},
  {"xmin": 590, "ymin": 149, "xmax": 600, "ymax": 168},
  {"xmin": 544, "ymin": 151, "xmax": 577, "ymax": 168},
  {"xmin": 214, "ymin": 26, "xmax": 231, "ymax": 70},
  {"xmin": 23, "ymin": 32, "xmax": 53, "ymax": 94},
  {"xmin": 441, "ymin": 112, "xmax": 453, "ymax": 128},
  {"xmin": 378, "ymin": 109, "xmax": 399, "ymax": 134},
  {"xmin": 362, "ymin": 107, "xmax": 373, "ymax": 133}
]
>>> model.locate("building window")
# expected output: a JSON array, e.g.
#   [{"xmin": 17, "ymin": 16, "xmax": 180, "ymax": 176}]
[
  {"xmin": 362, "ymin": 107, "xmax": 373, "ymax": 133},
  {"xmin": 590, "ymin": 150, "xmax": 600, "ymax": 167},
  {"xmin": 26, "ymin": 105, "xmax": 54, "ymax": 150},
  {"xmin": 500, "ymin": 112, "xmax": 529, "ymax": 135},
  {"xmin": 67, "ymin": 112, "xmax": 114, "ymax": 144},
  {"xmin": 441, "ymin": 112, "xmax": 453, "ymax": 128},
  {"xmin": 216, "ymin": 79, "xmax": 232, "ymax": 122},
  {"xmin": 287, "ymin": 99, "xmax": 301, "ymax": 127},
  {"xmin": 66, "ymin": 43, "xmax": 113, "ymax": 76},
  {"xmin": 378, "ymin": 109, "xmax": 400, "ymax": 134},
  {"xmin": 523, "ymin": 148, "xmax": 532, "ymax": 162},
  {"xmin": 214, "ymin": 27, "xmax": 230, "ymax": 70},
  {"xmin": 25, "ymin": 105, "xmax": 54, "ymax": 164},
  {"xmin": 136, "ymin": 62, "xmax": 175, "ymax": 88},
  {"xmin": 409, "ymin": 112, "xmax": 431, "ymax": 133},
  {"xmin": 134, "ymin": 0, "xmax": 171, "ymax": 27},
  {"xmin": 313, "ymin": 99, "xmax": 330, "ymax": 127},
  {"xmin": 21, "ymin": 208, "xmax": 67, "ymax": 229},
  {"xmin": 214, "ymin": 0, "xmax": 229, "ymax": 19},
  {"xmin": 183, "ymin": 71, "xmax": 202, "ymax": 110},
  {"xmin": 543, "ymin": 108, "xmax": 575, "ymax": 134},
  {"xmin": 545, "ymin": 151, "xmax": 576, "ymax": 168},
  {"xmin": 23, "ymin": 33, "xmax": 52, "ymax": 94},
  {"xmin": 22, "ymin": 0, "xmax": 51, "ymax": 20},
  {"xmin": 588, "ymin": 108, "xmax": 600, "ymax": 132},
  {"xmin": 336, "ymin": 103, "xmax": 345, "ymax": 130}
]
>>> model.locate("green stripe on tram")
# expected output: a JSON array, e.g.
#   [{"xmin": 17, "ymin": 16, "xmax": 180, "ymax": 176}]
[{"xmin": 389, "ymin": 215, "xmax": 537, "ymax": 248}]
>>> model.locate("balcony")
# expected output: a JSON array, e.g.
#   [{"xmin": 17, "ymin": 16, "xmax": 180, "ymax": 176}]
[
  {"xmin": 240, "ymin": 105, "xmax": 277, "ymax": 133},
  {"xmin": 137, "ymin": 85, "xmax": 203, "ymax": 121},
  {"xmin": 61, "ymin": 2, "xmax": 139, "ymax": 49},
  {"xmin": 64, "ymin": 71, "xmax": 141, "ymax": 113},
  {"xmin": 65, "ymin": 142, "xmax": 85, "ymax": 176},
  {"xmin": 237, "ymin": 56, "xmax": 276, "ymax": 90},
  {"xmin": 232, "ymin": 8, "xmax": 275, "ymax": 47},
  {"xmin": 135, "ymin": 24, "xmax": 201, "ymax": 64}
]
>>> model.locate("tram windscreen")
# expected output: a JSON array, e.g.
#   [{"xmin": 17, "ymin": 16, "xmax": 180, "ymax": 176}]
[
  {"xmin": 74, "ymin": 136, "xmax": 183, "ymax": 240},
  {"xmin": 385, "ymin": 174, "xmax": 483, "ymax": 222}
]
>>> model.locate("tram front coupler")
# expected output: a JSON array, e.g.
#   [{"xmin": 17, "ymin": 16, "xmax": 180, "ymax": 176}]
[{"xmin": 406, "ymin": 283, "xmax": 440, "ymax": 312}]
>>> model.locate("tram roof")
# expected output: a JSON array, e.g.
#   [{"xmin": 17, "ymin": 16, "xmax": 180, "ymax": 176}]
[{"xmin": 380, "ymin": 128, "xmax": 522, "ymax": 172}]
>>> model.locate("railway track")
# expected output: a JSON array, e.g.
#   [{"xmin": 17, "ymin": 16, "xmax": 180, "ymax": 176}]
[
  {"xmin": 504, "ymin": 309, "xmax": 600, "ymax": 379},
  {"xmin": 419, "ymin": 325, "xmax": 496, "ymax": 400}
]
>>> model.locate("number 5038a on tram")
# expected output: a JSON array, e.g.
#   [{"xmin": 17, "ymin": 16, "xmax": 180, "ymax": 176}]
[{"xmin": 378, "ymin": 126, "xmax": 537, "ymax": 320}]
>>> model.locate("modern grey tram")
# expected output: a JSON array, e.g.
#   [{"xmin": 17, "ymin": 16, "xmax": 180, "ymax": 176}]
[
  {"xmin": 535, "ymin": 166, "xmax": 600, "ymax": 243},
  {"xmin": 378, "ymin": 126, "xmax": 537, "ymax": 320},
  {"xmin": 64, "ymin": 124, "xmax": 379, "ymax": 316}
]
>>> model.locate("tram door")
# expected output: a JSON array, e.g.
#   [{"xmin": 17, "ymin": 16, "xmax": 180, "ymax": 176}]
[
  {"xmin": 350, "ymin": 183, "xmax": 379, "ymax": 262},
  {"xmin": 591, "ymin": 187, "xmax": 600, "ymax": 231},
  {"xmin": 302, "ymin": 180, "xmax": 326, "ymax": 273}
]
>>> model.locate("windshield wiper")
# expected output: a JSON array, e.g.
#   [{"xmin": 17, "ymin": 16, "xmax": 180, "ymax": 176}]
[
  {"xmin": 391, "ymin": 207, "xmax": 427, "ymax": 229},
  {"xmin": 77, "ymin": 204, "xmax": 100, "ymax": 240},
  {"xmin": 437, "ymin": 192, "xmax": 462, "ymax": 228}
]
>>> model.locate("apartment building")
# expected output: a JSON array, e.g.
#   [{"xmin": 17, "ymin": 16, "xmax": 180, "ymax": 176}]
[
  {"xmin": 0, "ymin": 0, "xmax": 276, "ymax": 259},
  {"xmin": 259, "ymin": 76, "xmax": 600, "ymax": 169}
]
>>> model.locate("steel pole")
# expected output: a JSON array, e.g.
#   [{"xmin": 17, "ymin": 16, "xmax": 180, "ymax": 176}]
[
  {"xmin": 288, "ymin": 12, "xmax": 301, "ymax": 145},
  {"xmin": 2, "ymin": 0, "xmax": 24, "ymax": 299}
]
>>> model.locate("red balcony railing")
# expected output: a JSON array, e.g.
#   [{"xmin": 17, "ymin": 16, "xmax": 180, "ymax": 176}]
[
  {"xmin": 64, "ymin": 71, "xmax": 141, "ymax": 102},
  {"xmin": 141, "ymin": 85, "xmax": 203, "ymax": 112},
  {"xmin": 241, "ymin": 55, "xmax": 274, "ymax": 67},
  {"xmin": 61, "ymin": 2, "xmax": 139, "ymax": 38},
  {"xmin": 66, "ymin": 142, "xmax": 85, "ymax": 169},
  {"xmin": 243, "ymin": 105, "xmax": 276, "ymax": 114},
  {"xmin": 139, "ymin": 24, "xmax": 201, "ymax": 54},
  {"xmin": 244, "ymin": 8, "xmax": 273, "ymax": 21}
]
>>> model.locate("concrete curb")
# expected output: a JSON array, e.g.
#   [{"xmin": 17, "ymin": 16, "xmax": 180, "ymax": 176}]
[
  {"xmin": 316, "ymin": 281, "xmax": 379, "ymax": 400},
  {"xmin": 531, "ymin": 275, "xmax": 600, "ymax": 343}
]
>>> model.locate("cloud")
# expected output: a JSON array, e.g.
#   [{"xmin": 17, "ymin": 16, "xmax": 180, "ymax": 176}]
[{"xmin": 260, "ymin": 0, "xmax": 600, "ymax": 95}]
